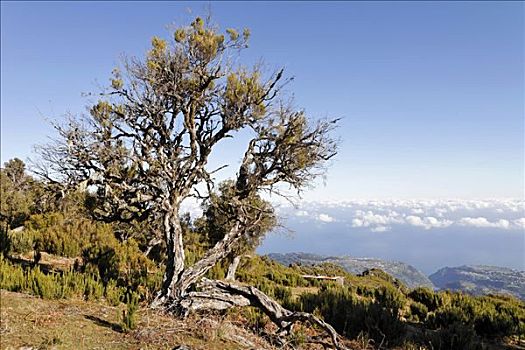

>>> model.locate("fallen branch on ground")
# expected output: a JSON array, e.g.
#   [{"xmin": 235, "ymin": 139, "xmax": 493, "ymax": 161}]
[{"xmin": 179, "ymin": 278, "xmax": 350, "ymax": 350}]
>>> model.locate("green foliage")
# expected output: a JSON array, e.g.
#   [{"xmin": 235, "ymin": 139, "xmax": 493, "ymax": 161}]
[
  {"xmin": 409, "ymin": 287, "xmax": 442, "ymax": 311},
  {"xmin": 242, "ymin": 307, "xmax": 268, "ymax": 334},
  {"xmin": 291, "ymin": 284, "xmax": 406, "ymax": 346},
  {"xmin": 0, "ymin": 255, "xmax": 117, "ymax": 301},
  {"xmin": 428, "ymin": 293, "xmax": 525, "ymax": 339},
  {"xmin": 0, "ymin": 159, "xmax": 33, "ymax": 230},
  {"xmin": 104, "ymin": 279, "xmax": 125, "ymax": 306},
  {"xmin": 409, "ymin": 301, "xmax": 429, "ymax": 322},
  {"xmin": 121, "ymin": 292, "xmax": 139, "ymax": 332},
  {"xmin": 235, "ymin": 256, "xmax": 311, "ymax": 289},
  {"xmin": 233, "ymin": 254, "xmax": 525, "ymax": 347},
  {"xmin": 6, "ymin": 229, "xmax": 34, "ymax": 254},
  {"xmin": 83, "ymin": 238, "xmax": 157, "ymax": 291},
  {"xmin": 299, "ymin": 286, "xmax": 405, "ymax": 345},
  {"xmin": 197, "ymin": 181, "xmax": 276, "ymax": 256},
  {"xmin": 2, "ymin": 208, "xmax": 162, "ymax": 301},
  {"xmin": 26, "ymin": 212, "xmax": 113, "ymax": 258},
  {"xmin": 426, "ymin": 319, "xmax": 482, "ymax": 350}
]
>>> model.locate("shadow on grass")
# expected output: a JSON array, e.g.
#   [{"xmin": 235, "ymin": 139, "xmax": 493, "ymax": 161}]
[{"xmin": 84, "ymin": 314, "xmax": 123, "ymax": 333}]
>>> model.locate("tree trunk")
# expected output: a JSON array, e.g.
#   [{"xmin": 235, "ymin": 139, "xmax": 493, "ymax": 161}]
[
  {"xmin": 152, "ymin": 207, "xmax": 185, "ymax": 306},
  {"xmin": 150, "ymin": 215, "xmax": 349, "ymax": 349},
  {"xmin": 225, "ymin": 255, "xmax": 242, "ymax": 281},
  {"xmin": 154, "ymin": 208, "xmax": 243, "ymax": 308},
  {"xmin": 180, "ymin": 278, "xmax": 349, "ymax": 350},
  {"xmin": 173, "ymin": 222, "xmax": 242, "ymax": 296}
]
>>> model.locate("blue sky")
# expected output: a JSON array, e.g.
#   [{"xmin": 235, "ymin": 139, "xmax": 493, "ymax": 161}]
[{"xmin": 2, "ymin": 1, "xmax": 524, "ymax": 200}]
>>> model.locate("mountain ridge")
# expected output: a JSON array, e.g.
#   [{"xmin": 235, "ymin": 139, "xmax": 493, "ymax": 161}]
[
  {"xmin": 429, "ymin": 264, "xmax": 525, "ymax": 300},
  {"xmin": 267, "ymin": 252, "xmax": 434, "ymax": 289},
  {"xmin": 267, "ymin": 253, "xmax": 525, "ymax": 299}
]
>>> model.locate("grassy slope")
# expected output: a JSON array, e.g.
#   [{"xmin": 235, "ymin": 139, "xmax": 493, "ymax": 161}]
[
  {"xmin": 0, "ymin": 290, "xmax": 274, "ymax": 350},
  {"xmin": 2, "ymin": 254, "xmax": 524, "ymax": 350}
]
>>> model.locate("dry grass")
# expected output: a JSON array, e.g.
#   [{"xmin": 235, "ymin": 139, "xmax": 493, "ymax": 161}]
[
  {"xmin": 11, "ymin": 252, "xmax": 77, "ymax": 272},
  {"xmin": 0, "ymin": 290, "xmax": 275, "ymax": 350},
  {"xmin": 290, "ymin": 287, "xmax": 319, "ymax": 300}
]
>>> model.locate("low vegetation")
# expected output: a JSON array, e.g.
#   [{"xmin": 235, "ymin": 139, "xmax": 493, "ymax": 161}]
[
  {"xmin": 0, "ymin": 290, "xmax": 275, "ymax": 350},
  {"xmin": 2, "ymin": 185, "xmax": 525, "ymax": 349}
]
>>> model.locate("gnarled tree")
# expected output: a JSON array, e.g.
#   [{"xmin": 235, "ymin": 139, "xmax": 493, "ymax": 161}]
[
  {"xmin": 196, "ymin": 180, "xmax": 277, "ymax": 281},
  {"xmin": 35, "ymin": 17, "xmax": 344, "ymax": 348}
]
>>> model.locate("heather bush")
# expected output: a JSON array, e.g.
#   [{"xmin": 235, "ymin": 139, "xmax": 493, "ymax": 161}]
[
  {"xmin": 293, "ymin": 284, "xmax": 406, "ymax": 346},
  {"xmin": 0, "ymin": 255, "xmax": 124, "ymax": 302},
  {"xmin": 409, "ymin": 301, "xmax": 429, "ymax": 322},
  {"xmin": 6, "ymin": 229, "xmax": 34, "ymax": 255},
  {"xmin": 408, "ymin": 287, "xmax": 442, "ymax": 311},
  {"xmin": 121, "ymin": 292, "xmax": 139, "ymax": 332}
]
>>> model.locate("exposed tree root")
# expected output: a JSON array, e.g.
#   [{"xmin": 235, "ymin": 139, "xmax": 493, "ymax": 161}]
[{"xmin": 178, "ymin": 278, "xmax": 350, "ymax": 350}]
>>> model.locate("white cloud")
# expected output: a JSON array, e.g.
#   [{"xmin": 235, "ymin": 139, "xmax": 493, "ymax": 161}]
[
  {"xmin": 352, "ymin": 218, "xmax": 364, "ymax": 227},
  {"xmin": 351, "ymin": 210, "xmax": 404, "ymax": 229},
  {"xmin": 318, "ymin": 214, "xmax": 335, "ymax": 223},
  {"xmin": 514, "ymin": 218, "xmax": 525, "ymax": 229},
  {"xmin": 371, "ymin": 225, "xmax": 390, "ymax": 232},
  {"xmin": 405, "ymin": 215, "xmax": 453, "ymax": 230},
  {"xmin": 285, "ymin": 198, "xmax": 524, "ymax": 232},
  {"xmin": 458, "ymin": 217, "xmax": 511, "ymax": 229},
  {"xmin": 411, "ymin": 208, "xmax": 424, "ymax": 215}
]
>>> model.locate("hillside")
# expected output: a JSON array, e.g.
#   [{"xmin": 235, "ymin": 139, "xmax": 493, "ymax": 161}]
[
  {"xmin": 430, "ymin": 265, "xmax": 525, "ymax": 300},
  {"xmin": 0, "ymin": 290, "xmax": 275, "ymax": 350},
  {"xmin": 3, "ymin": 254, "xmax": 525, "ymax": 350},
  {"xmin": 268, "ymin": 252, "xmax": 434, "ymax": 289}
]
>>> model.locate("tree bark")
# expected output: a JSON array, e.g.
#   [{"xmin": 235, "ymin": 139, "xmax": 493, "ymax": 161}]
[
  {"xmin": 152, "ymin": 206, "xmax": 185, "ymax": 306},
  {"xmin": 225, "ymin": 255, "xmax": 242, "ymax": 281},
  {"xmin": 154, "ymin": 209, "xmax": 243, "ymax": 307},
  {"xmin": 173, "ymin": 222, "xmax": 242, "ymax": 296},
  {"xmin": 144, "ymin": 237, "xmax": 163, "ymax": 257},
  {"xmin": 180, "ymin": 278, "xmax": 349, "ymax": 350}
]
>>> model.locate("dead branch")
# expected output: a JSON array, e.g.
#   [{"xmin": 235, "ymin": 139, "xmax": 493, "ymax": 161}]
[{"xmin": 180, "ymin": 278, "xmax": 350, "ymax": 350}]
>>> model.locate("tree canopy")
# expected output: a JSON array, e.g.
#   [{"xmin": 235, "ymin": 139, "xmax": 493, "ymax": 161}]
[{"xmin": 34, "ymin": 16, "xmax": 344, "ymax": 349}]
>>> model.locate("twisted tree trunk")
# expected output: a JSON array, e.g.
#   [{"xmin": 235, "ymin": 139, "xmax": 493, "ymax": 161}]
[
  {"xmin": 151, "ymin": 216, "xmax": 349, "ymax": 350},
  {"xmin": 225, "ymin": 255, "xmax": 242, "ymax": 281},
  {"xmin": 153, "ymin": 216, "xmax": 243, "ymax": 307},
  {"xmin": 152, "ymin": 206, "xmax": 186, "ymax": 307},
  {"xmin": 173, "ymin": 222, "xmax": 242, "ymax": 295},
  {"xmin": 180, "ymin": 279, "xmax": 349, "ymax": 350}
]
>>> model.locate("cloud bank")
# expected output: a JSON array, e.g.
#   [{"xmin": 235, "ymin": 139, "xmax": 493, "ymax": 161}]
[{"xmin": 275, "ymin": 198, "xmax": 524, "ymax": 232}]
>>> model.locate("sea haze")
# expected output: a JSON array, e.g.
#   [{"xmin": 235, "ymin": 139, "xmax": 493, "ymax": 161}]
[{"xmin": 257, "ymin": 199, "xmax": 525, "ymax": 275}]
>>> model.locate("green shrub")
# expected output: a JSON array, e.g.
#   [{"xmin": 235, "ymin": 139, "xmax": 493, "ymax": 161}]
[
  {"xmin": 427, "ymin": 321, "xmax": 481, "ymax": 350},
  {"xmin": 0, "ymin": 255, "xmax": 25, "ymax": 291},
  {"xmin": 408, "ymin": 287, "xmax": 442, "ymax": 312},
  {"xmin": 83, "ymin": 274, "xmax": 104, "ymax": 301},
  {"xmin": 294, "ymin": 284, "xmax": 406, "ymax": 346},
  {"xmin": 274, "ymin": 285, "xmax": 293, "ymax": 305},
  {"xmin": 409, "ymin": 301, "xmax": 429, "ymax": 322},
  {"xmin": 0, "ymin": 255, "xmax": 122, "ymax": 302},
  {"xmin": 105, "ymin": 279, "xmax": 124, "ymax": 306},
  {"xmin": 83, "ymin": 239, "xmax": 155, "ymax": 288},
  {"xmin": 374, "ymin": 285, "xmax": 406, "ymax": 310},
  {"xmin": 7, "ymin": 229, "xmax": 34, "ymax": 254},
  {"xmin": 121, "ymin": 292, "xmax": 139, "ymax": 332},
  {"xmin": 243, "ymin": 307, "xmax": 268, "ymax": 333},
  {"xmin": 27, "ymin": 212, "xmax": 114, "ymax": 258}
]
